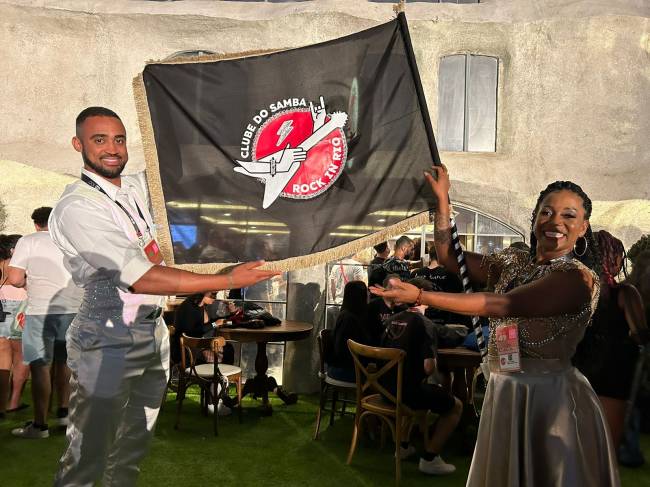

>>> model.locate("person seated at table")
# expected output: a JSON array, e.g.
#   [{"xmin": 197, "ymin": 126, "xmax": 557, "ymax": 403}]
[
  {"xmin": 381, "ymin": 280, "xmax": 463, "ymax": 476},
  {"xmin": 366, "ymin": 274, "xmax": 406, "ymax": 345},
  {"xmin": 412, "ymin": 246, "xmax": 469, "ymax": 327},
  {"xmin": 327, "ymin": 281, "xmax": 372, "ymax": 382},
  {"xmin": 171, "ymin": 292, "xmax": 234, "ymax": 366}
]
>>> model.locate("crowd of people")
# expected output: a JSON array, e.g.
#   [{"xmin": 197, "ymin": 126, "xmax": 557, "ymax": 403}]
[{"xmin": 0, "ymin": 105, "xmax": 648, "ymax": 487}]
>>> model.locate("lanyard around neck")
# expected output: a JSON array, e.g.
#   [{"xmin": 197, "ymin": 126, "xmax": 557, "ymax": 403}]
[{"xmin": 81, "ymin": 173, "xmax": 150, "ymax": 242}]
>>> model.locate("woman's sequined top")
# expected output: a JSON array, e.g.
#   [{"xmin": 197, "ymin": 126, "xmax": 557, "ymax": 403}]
[{"xmin": 482, "ymin": 248, "xmax": 600, "ymax": 360}]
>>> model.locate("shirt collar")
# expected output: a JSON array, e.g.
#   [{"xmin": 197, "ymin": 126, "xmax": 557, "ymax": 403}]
[{"xmin": 81, "ymin": 168, "xmax": 122, "ymax": 200}]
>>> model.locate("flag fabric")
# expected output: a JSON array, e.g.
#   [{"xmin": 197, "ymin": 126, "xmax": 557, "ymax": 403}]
[{"xmin": 134, "ymin": 12, "xmax": 440, "ymax": 272}]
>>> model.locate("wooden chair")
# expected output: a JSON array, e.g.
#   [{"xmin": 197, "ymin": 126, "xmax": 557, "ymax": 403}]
[
  {"xmin": 346, "ymin": 339, "xmax": 427, "ymax": 486},
  {"xmin": 175, "ymin": 334, "xmax": 243, "ymax": 436},
  {"xmin": 313, "ymin": 328, "xmax": 356, "ymax": 439}
]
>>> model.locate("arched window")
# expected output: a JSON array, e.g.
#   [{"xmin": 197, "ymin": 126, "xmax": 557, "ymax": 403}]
[{"xmin": 437, "ymin": 54, "xmax": 498, "ymax": 152}]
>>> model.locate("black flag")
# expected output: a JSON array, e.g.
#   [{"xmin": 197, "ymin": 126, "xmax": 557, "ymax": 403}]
[{"xmin": 134, "ymin": 13, "xmax": 439, "ymax": 271}]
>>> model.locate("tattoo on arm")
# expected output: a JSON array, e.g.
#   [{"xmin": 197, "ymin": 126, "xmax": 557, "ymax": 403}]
[{"xmin": 433, "ymin": 211, "xmax": 451, "ymax": 245}]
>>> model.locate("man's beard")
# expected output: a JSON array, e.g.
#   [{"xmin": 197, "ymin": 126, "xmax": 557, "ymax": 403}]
[{"xmin": 82, "ymin": 150, "xmax": 126, "ymax": 179}]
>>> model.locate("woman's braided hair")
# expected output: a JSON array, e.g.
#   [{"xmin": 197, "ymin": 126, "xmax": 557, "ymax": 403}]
[
  {"xmin": 595, "ymin": 230, "xmax": 625, "ymax": 286},
  {"xmin": 529, "ymin": 181, "xmax": 600, "ymax": 274}
]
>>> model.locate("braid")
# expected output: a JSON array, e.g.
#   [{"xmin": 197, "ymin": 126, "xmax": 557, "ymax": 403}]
[
  {"xmin": 529, "ymin": 181, "xmax": 600, "ymax": 274},
  {"xmin": 595, "ymin": 230, "xmax": 624, "ymax": 288}
]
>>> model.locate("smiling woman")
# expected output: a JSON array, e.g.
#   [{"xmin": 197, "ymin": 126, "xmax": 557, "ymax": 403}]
[{"xmin": 370, "ymin": 170, "xmax": 621, "ymax": 486}]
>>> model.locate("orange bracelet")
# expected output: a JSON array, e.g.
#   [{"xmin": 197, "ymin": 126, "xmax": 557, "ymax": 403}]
[{"xmin": 415, "ymin": 288, "xmax": 423, "ymax": 306}]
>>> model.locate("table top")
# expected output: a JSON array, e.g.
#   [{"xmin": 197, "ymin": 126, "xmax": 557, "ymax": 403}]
[
  {"xmin": 216, "ymin": 320, "xmax": 313, "ymax": 343},
  {"xmin": 437, "ymin": 347, "xmax": 482, "ymax": 368}
]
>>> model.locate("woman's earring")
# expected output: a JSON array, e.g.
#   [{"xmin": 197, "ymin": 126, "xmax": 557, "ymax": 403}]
[{"xmin": 574, "ymin": 236, "xmax": 588, "ymax": 257}]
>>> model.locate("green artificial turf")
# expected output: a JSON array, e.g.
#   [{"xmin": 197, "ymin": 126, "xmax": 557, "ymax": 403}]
[{"xmin": 1, "ymin": 385, "xmax": 649, "ymax": 486}]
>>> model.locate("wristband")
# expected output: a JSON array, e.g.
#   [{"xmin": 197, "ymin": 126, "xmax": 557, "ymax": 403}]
[
  {"xmin": 415, "ymin": 288, "xmax": 424, "ymax": 306},
  {"xmin": 227, "ymin": 274, "xmax": 235, "ymax": 288}
]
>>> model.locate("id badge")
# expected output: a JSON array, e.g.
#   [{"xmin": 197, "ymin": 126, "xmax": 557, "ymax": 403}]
[
  {"xmin": 495, "ymin": 323, "xmax": 521, "ymax": 372},
  {"xmin": 143, "ymin": 238, "xmax": 164, "ymax": 264}
]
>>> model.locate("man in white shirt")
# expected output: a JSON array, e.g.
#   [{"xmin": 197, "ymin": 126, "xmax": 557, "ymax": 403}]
[
  {"xmin": 328, "ymin": 256, "xmax": 365, "ymax": 304},
  {"xmin": 46, "ymin": 107, "xmax": 277, "ymax": 487},
  {"xmin": 8, "ymin": 206, "xmax": 83, "ymax": 439}
]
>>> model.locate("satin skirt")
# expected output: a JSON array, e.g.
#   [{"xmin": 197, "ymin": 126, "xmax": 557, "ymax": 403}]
[{"xmin": 467, "ymin": 359, "xmax": 620, "ymax": 487}]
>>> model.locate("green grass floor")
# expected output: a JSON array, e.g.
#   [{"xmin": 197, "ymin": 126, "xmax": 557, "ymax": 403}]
[{"xmin": 1, "ymin": 386, "xmax": 650, "ymax": 486}]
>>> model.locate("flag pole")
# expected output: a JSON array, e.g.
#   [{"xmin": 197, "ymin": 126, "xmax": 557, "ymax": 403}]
[{"xmin": 397, "ymin": 12, "xmax": 488, "ymax": 361}]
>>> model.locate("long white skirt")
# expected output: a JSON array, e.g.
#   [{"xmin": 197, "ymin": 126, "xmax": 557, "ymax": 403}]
[{"xmin": 467, "ymin": 359, "xmax": 620, "ymax": 487}]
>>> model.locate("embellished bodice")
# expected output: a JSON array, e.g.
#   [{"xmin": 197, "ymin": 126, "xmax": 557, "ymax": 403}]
[{"xmin": 483, "ymin": 248, "xmax": 600, "ymax": 360}]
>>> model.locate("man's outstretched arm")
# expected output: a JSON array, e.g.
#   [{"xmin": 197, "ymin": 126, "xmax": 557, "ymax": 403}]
[{"xmin": 129, "ymin": 261, "xmax": 279, "ymax": 296}]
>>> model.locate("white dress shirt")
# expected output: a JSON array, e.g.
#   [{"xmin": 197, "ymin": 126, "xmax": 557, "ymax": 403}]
[{"xmin": 49, "ymin": 169, "xmax": 164, "ymax": 326}]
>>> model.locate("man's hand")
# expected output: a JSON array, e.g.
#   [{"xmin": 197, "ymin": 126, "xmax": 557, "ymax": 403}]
[
  {"xmin": 227, "ymin": 261, "xmax": 280, "ymax": 289},
  {"xmin": 275, "ymin": 144, "xmax": 307, "ymax": 172}
]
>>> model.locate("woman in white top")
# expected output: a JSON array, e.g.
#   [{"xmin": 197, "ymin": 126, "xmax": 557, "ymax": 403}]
[{"xmin": 0, "ymin": 234, "xmax": 30, "ymax": 418}]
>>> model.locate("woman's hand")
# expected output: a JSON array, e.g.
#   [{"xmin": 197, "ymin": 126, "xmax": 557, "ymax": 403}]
[
  {"xmin": 369, "ymin": 280, "xmax": 421, "ymax": 305},
  {"xmin": 424, "ymin": 164, "xmax": 451, "ymax": 206},
  {"xmin": 227, "ymin": 261, "xmax": 280, "ymax": 289}
]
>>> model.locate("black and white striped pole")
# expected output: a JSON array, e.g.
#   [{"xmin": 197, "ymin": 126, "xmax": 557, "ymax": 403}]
[{"xmin": 450, "ymin": 215, "xmax": 488, "ymax": 360}]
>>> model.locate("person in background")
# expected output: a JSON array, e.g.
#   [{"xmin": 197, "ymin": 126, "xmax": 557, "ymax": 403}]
[
  {"xmin": 366, "ymin": 274, "xmax": 405, "ymax": 345},
  {"xmin": 381, "ymin": 278, "xmax": 463, "ymax": 476},
  {"xmin": 367, "ymin": 242, "xmax": 390, "ymax": 288},
  {"xmin": 0, "ymin": 234, "xmax": 30, "ymax": 419},
  {"xmin": 412, "ymin": 245, "xmax": 465, "ymax": 326},
  {"xmin": 8, "ymin": 207, "xmax": 83, "ymax": 439},
  {"xmin": 171, "ymin": 292, "xmax": 234, "ymax": 366},
  {"xmin": 619, "ymin": 250, "xmax": 650, "ymax": 466},
  {"xmin": 328, "ymin": 255, "xmax": 365, "ymax": 304},
  {"xmin": 327, "ymin": 281, "xmax": 371, "ymax": 382},
  {"xmin": 382, "ymin": 236, "xmax": 415, "ymax": 281},
  {"xmin": 573, "ymin": 230, "xmax": 647, "ymax": 449}
]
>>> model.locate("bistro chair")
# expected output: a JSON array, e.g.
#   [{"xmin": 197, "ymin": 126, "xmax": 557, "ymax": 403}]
[
  {"xmin": 175, "ymin": 334, "xmax": 243, "ymax": 436},
  {"xmin": 346, "ymin": 339, "xmax": 427, "ymax": 486},
  {"xmin": 313, "ymin": 328, "xmax": 356, "ymax": 439}
]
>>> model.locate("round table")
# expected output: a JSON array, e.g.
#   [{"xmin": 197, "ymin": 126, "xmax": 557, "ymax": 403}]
[{"xmin": 217, "ymin": 320, "xmax": 313, "ymax": 414}]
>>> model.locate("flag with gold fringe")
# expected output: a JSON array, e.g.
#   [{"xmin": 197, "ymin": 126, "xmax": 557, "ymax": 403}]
[{"xmin": 133, "ymin": 12, "xmax": 440, "ymax": 272}]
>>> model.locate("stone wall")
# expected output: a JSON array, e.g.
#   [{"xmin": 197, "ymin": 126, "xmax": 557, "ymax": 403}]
[{"xmin": 0, "ymin": 0, "xmax": 647, "ymax": 242}]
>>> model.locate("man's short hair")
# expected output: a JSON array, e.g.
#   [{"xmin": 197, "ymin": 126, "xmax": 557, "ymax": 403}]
[
  {"xmin": 31, "ymin": 207, "xmax": 52, "ymax": 228},
  {"xmin": 373, "ymin": 242, "xmax": 388, "ymax": 254},
  {"xmin": 382, "ymin": 273, "xmax": 401, "ymax": 288},
  {"xmin": 408, "ymin": 277, "xmax": 434, "ymax": 292},
  {"xmin": 76, "ymin": 106, "xmax": 121, "ymax": 136},
  {"xmin": 394, "ymin": 235, "xmax": 413, "ymax": 250}
]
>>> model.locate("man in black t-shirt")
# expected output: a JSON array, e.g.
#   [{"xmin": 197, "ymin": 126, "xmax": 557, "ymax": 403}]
[
  {"xmin": 380, "ymin": 279, "xmax": 462, "ymax": 476},
  {"xmin": 367, "ymin": 242, "xmax": 390, "ymax": 287},
  {"xmin": 412, "ymin": 246, "xmax": 469, "ymax": 327},
  {"xmin": 381, "ymin": 235, "xmax": 414, "ymax": 282}
]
